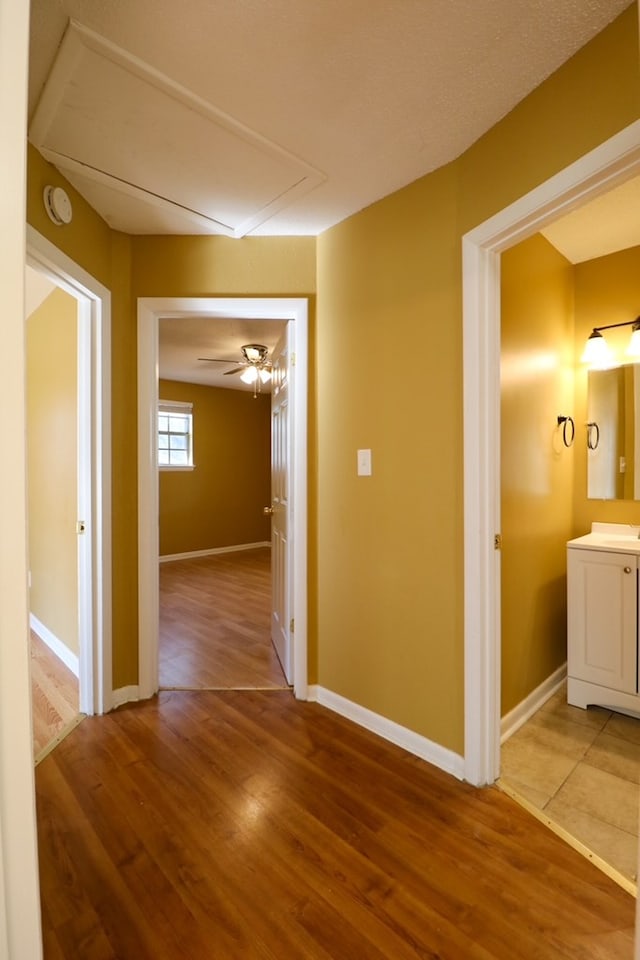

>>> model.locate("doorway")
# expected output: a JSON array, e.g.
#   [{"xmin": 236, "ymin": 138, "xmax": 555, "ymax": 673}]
[
  {"xmin": 26, "ymin": 226, "xmax": 113, "ymax": 718},
  {"xmin": 137, "ymin": 297, "xmax": 309, "ymax": 702},
  {"xmin": 462, "ymin": 121, "xmax": 640, "ymax": 786},
  {"xmin": 157, "ymin": 314, "xmax": 289, "ymax": 690}
]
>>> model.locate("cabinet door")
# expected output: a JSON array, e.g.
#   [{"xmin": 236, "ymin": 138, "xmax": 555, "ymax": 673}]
[{"xmin": 567, "ymin": 549, "xmax": 637, "ymax": 694}]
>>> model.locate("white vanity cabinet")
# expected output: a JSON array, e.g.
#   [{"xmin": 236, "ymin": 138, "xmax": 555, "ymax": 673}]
[{"xmin": 567, "ymin": 523, "xmax": 640, "ymax": 715}]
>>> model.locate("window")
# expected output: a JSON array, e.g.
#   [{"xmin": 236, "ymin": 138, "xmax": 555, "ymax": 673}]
[{"xmin": 158, "ymin": 400, "xmax": 194, "ymax": 469}]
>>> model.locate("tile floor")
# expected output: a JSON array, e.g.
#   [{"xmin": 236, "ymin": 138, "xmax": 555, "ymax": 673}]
[{"xmin": 499, "ymin": 683, "xmax": 640, "ymax": 884}]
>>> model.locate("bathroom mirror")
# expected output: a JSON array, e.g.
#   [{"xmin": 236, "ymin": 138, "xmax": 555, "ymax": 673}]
[{"xmin": 587, "ymin": 363, "xmax": 640, "ymax": 500}]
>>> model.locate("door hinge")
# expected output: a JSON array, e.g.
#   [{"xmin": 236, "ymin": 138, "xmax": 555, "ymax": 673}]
[
  {"xmin": 290, "ymin": 618, "xmax": 295, "ymax": 634},
  {"xmin": 494, "ymin": 533, "xmax": 502, "ymax": 551},
  {"xmin": 291, "ymin": 352, "xmax": 296, "ymax": 367}
]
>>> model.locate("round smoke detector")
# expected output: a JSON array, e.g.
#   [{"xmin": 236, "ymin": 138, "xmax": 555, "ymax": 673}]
[{"xmin": 43, "ymin": 185, "xmax": 73, "ymax": 225}]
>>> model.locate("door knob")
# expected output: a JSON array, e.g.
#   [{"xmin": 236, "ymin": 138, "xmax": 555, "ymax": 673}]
[
  {"xmin": 263, "ymin": 506, "xmax": 274, "ymax": 515},
  {"xmin": 624, "ymin": 566, "xmax": 632, "ymax": 574}
]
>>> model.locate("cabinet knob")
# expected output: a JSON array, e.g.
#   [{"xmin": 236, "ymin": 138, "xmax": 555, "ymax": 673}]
[{"xmin": 624, "ymin": 566, "xmax": 632, "ymax": 574}]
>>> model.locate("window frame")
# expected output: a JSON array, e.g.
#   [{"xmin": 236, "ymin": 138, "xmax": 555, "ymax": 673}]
[{"xmin": 158, "ymin": 399, "xmax": 194, "ymax": 471}]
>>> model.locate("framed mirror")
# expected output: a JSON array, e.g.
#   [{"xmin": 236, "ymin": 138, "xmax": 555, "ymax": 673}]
[{"xmin": 587, "ymin": 363, "xmax": 640, "ymax": 500}]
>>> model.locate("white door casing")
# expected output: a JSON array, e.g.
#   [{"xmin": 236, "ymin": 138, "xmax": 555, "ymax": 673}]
[
  {"xmin": 270, "ymin": 327, "xmax": 291, "ymax": 681},
  {"xmin": 462, "ymin": 120, "xmax": 640, "ymax": 787},
  {"xmin": 26, "ymin": 226, "xmax": 113, "ymax": 716},
  {"xmin": 137, "ymin": 297, "xmax": 308, "ymax": 700}
]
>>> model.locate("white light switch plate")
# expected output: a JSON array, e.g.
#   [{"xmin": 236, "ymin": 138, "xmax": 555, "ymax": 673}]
[{"xmin": 357, "ymin": 448, "xmax": 372, "ymax": 476}]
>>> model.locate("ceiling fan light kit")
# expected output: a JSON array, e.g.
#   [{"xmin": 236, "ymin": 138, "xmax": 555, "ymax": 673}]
[{"xmin": 198, "ymin": 343, "xmax": 273, "ymax": 397}]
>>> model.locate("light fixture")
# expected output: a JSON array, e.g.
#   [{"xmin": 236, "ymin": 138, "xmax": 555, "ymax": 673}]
[
  {"xmin": 626, "ymin": 320, "xmax": 640, "ymax": 358},
  {"xmin": 240, "ymin": 366, "xmax": 258, "ymax": 385},
  {"xmin": 582, "ymin": 316, "xmax": 640, "ymax": 366}
]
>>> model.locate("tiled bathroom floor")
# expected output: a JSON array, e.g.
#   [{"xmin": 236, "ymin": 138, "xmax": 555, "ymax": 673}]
[{"xmin": 499, "ymin": 683, "xmax": 640, "ymax": 884}]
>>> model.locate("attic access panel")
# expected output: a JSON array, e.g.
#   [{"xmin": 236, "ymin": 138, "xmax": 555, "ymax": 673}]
[{"xmin": 29, "ymin": 21, "xmax": 325, "ymax": 237}]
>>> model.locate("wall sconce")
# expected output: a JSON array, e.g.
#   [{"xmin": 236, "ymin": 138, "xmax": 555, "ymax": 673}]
[{"xmin": 581, "ymin": 316, "xmax": 640, "ymax": 366}]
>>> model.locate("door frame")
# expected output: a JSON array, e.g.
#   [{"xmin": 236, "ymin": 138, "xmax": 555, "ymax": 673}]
[
  {"xmin": 26, "ymin": 226, "xmax": 113, "ymax": 715},
  {"xmin": 462, "ymin": 120, "xmax": 640, "ymax": 787},
  {"xmin": 137, "ymin": 296, "xmax": 308, "ymax": 700}
]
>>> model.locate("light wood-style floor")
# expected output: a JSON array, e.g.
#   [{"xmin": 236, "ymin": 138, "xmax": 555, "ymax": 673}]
[
  {"xmin": 36, "ymin": 689, "xmax": 635, "ymax": 960},
  {"xmin": 30, "ymin": 630, "xmax": 79, "ymax": 760},
  {"xmin": 160, "ymin": 547, "xmax": 288, "ymax": 690}
]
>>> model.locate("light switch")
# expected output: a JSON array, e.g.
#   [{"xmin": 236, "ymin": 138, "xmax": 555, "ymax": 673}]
[{"xmin": 357, "ymin": 448, "xmax": 372, "ymax": 476}]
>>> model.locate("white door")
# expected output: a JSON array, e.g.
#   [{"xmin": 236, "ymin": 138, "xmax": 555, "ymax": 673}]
[{"xmin": 270, "ymin": 327, "xmax": 292, "ymax": 682}]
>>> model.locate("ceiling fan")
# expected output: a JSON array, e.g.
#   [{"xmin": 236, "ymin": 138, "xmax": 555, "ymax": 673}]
[{"xmin": 198, "ymin": 343, "xmax": 273, "ymax": 397}]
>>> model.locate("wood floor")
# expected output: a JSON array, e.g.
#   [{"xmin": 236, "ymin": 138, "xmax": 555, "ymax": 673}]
[
  {"xmin": 36, "ymin": 689, "xmax": 634, "ymax": 959},
  {"xmin": 30, "ymin": 630, "xmax": 79, "ymax": 760},
  {"xmin": 160, "ymin": 547, "xmax": 287, "ymax": 689}
]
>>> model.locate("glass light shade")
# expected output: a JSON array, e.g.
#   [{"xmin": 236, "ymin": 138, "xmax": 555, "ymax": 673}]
[
  {"xmin": 581, "ymin": 331, "xmax": 612, "ymax": 366},
  {"xmin": 627, "ymin": 325, "xmax": 640, "ymax": 358},
  {"xmin": 240, "ymin": 366, "xmax": 258, "ymax": 384},
  {"xmin": 259, "ymin": 369, "xmax": 272, "ymax": 383}
]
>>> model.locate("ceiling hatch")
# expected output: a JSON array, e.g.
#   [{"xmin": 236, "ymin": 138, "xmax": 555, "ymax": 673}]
[{"xmin": 29, "ymin": 20, "xmax": 326, "ymax": 237}]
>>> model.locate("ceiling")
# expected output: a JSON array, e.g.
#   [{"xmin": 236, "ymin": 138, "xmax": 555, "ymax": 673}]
[
  {"xmin": 28, "ymin": 0, "xmax": 632, "ymax": 240},
  {"xmin": 27, "ymin": 1, "xmax": 639, "ymax": 390},
  {"xmin": 159, "ymin": 316, "xmax": 287, "ymax": 391}
]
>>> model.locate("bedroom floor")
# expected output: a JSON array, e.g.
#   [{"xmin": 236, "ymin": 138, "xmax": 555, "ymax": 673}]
[{"xmin": 499, "ymin": 683, "xmax": 640, "ymax": 885}]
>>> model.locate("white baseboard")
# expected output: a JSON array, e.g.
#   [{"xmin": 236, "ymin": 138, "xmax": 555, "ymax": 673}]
[
  {"xmin": 500, "ymin": 663, "xmax": 567, "ymax": 743},
  {"xmin": 159, "ymin": 541, "xmax": 271, "ymax": 563},
  {"xmin": 29, "ymin": 613, "xmax": 79, "ymax": 677},
  {"xmin": 308, "ymin": 685, "xmax": 465, "ymax": 781},
  {"xmin": 111, "ymin": 685, "xmax": 140, "ymax": 710}
]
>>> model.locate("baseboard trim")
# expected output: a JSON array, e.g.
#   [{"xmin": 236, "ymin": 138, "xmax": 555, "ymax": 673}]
[
  {"xmin": 500, "ymin": 663, "xmax": 567, "ymax": 743},
  {"xmin": 29, "ymin": 613, "xmax": 79, "ymax": 677},
  {"xmin": 111, "ymin": 685, "xmax": 140, "ymax": 710},
  {"xmin": 308, "ymin": 685, "xmax": 465, "ymax": 781},
  {"xmin": 159, "ymin": 542, "xmax": 271, "ymax": 563}
]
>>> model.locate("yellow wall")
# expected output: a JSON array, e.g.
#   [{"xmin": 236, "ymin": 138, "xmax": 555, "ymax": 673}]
[
  {"xmin": 573, "ymin": 244, "xmax": 640, "ymax": 530},
  {"xmin": 26, "ymin": 146, "xmax": 315, "ymax": 688},
  {"xmin": 316, "ymin": 5, "xmax": 639, "ymax": 754},
  {"xmin": 25, "ymin": 6, "xmax": 640, "ymax": 745},
  {"xmin": 26, "ymin": 287, "xmax": 78, "ymax": 655},
  {"xmin": 158, "ymin": 379, "xmax": 271, "ymax": 555},
  {"xmin": 500, "ymin": 235, "xmax": 575, "ymax": 716}
]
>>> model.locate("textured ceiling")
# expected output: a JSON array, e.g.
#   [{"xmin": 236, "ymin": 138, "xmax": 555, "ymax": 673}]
[
  {"xmin": 28, "ymin": 0, "xmax": 631, "ymax": 238},
  {"xmin": 159, "ymin": 316, "xmax": 287, "ymax": 391}
]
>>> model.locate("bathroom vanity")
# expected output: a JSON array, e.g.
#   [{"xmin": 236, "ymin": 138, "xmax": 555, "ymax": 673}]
[{"xmin": 567, "ymin": 522, "xmax": 640, "ymax": 717}]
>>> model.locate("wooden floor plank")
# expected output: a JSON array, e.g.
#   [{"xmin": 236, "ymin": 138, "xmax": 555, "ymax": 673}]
[
  {"xmin": 30, "ymin": 630, "xmax": 79, "ymax": 758},
  {"xmin": 159, "ymin": 548, "xmax": 288, "ymax": 689},
  {"xmin": 36, "ymin": 690, "xmax": 635, "ymax": 959}
]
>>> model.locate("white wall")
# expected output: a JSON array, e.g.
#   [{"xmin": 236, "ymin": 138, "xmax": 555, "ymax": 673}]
[{"xmin": 0, "ymin": 0, "xmax": 44, "ymax": 955}]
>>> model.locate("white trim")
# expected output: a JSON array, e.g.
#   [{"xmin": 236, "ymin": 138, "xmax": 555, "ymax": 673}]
[
  {"xmin": 138, "ymin": 298, "xmax": 308, "ymax": 702},
  {"xmin": 0, "ymin": 0, "xmax": 43, "ymax": 951},
  {"xmin": 500, "ymin": 664, "xmax": 566, "ymax": 743},
  {"xmin": 29, "ymin": 614, "xmax": 80, "ymax": 678},
  {"xmin": 463, "ymin": 121, "xmax": 640, "ymax": 787},
  {"xmin": 26, "ymin": 225, "xmax": 113, "ymax": 716},
  {"xmin": 160, "ymin": 542, "xmax": 271, "ymax": 563},
  {"xmin": 309, "ymin": 686, "xmax": 465, "ymax": 781},
  {"xmin": 111, "ymin": 685, "xmax": 140, "ymax": 710}
]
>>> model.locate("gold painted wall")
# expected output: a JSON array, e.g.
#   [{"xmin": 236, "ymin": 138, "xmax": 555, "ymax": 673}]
[
  {"xmin": 27, "ymin": 287, "xmax": 78, "ymax": 655},
  {"xmin": 573, "ymin": 244, "xmax": 640, "ymax": 531},
  {"xmin": 158, "ymin": 379, "xmax": 271, "ymax": 555},
  {"xmin": 500, "ymin": 235, "xmax": 575, "ymax": 717},
  {"xmin": 316, "ymin": 5, "xmax": 639, "ymax": 754},
  {"xmin": 25, "ymin": 6, "xmax": 640, "ymax": 738}
]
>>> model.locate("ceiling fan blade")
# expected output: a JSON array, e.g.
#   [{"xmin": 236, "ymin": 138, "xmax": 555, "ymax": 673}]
[
  {"xmin": 197, "ymin": 357, "xmax": 237, "ymax": 363},
  {"xmin": 223, "ymin": 367, "xmax": 245, "ymax": 376}
]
